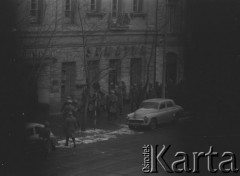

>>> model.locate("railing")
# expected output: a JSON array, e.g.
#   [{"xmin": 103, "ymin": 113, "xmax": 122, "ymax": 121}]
[{"xmin": 108, "ymin": 12, "xmax": 131, "ymax": 29}]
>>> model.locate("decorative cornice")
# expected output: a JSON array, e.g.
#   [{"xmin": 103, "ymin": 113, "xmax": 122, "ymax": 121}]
[{"xmin": 17, "ymin": 30, "xmax": 185, "ymax": 39}]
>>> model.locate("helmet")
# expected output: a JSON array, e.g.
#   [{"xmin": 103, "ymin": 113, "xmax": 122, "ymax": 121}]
[{"xmin": 67, "ymin": 99, "xmax": 72, "ymax": 103}]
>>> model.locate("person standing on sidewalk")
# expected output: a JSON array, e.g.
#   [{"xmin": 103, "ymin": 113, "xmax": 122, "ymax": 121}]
[
  {"xmin": 129, "ymin": 84, "xmax": 138, "ymax": 111},
  {"xmin": 107, "ymin": 90, "xmax": 118, "ymax": 121},
  {"xmin": 61, "ymin": 97, "xmax": 74, "ymax": 119},
  {"xmin": 64, "ymin": 111, "xmax": 77, "ymax": 148},
  {"xmin": 115, "ymin": 85, "xmax": 123, "ymax": 115},
  {"xmin": 92, "ymin": 90, "xmax": 101, "ymax": 129},
  {"xmin": 39, "ymin": 121, "xmax": 51, "ymax": 157},
  {"xmin": 72, "ymin": 98, "xmax": 80, "ymax": 129}
]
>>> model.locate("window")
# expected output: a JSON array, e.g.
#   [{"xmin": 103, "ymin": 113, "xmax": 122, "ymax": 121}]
[
  {"xmin": 35, "ymin": 127, "xmax": 42, "ymax": 135},
  {"xmin": 112, "ymin": 0, "xmax": 122, "ymax": 18},
  {"xmin": 133, "ymin": 0, "xmax": 143, "ymax": 13},
  {"xmin": 140, "ymin": 102, "xmax": 159, "ymax": 109},
  {"xmin": 168, "ymin": 4, "xmax": 176, "ymax": 33},
  {"xmin": 112, "ymin": 0, "xmax": 118, "ymax": 18},
  {"xmin": 90, "ymin": 0, "xmax": 101, "ymax": 11},
  {"xmin": 87, "ymin": 0, "xmax": 104, "ymax": 17},
  {"xmin": 90, "ymin": 0, "xmax": 97, "ymax": 11},
  {"xmin": 65, "ymin": 0, "xmax": 75, "ymax": 24},
  {"xmin": 88, "ymin": 60, "xmax": 100, "ymax": 84},
  {"xmin": 65, "ymin": 0, "xmax": 71, "ymax": 18},
  {"xmin": 166, "ymin": 101, "xmax": 174, "ymax": 108},
  {"xmin": 25, "ymin": 128, "xmax": 34, "ymax": 137},
  {"xmin": 30, "ymin": 0, "xmax": 43, "ymax": 24},
  {"xmin": 159, "ymin": 103, "xmax": 165, "ymax": 109}
]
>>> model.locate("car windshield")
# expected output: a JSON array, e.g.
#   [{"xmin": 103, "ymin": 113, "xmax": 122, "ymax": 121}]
[
  {"xmin": 25, "ymin": 128, "xmax": 34, "ymax": 137},
  {"xmin": 139, "ymin": 102, "xmax": 159, "ymax": 109}
]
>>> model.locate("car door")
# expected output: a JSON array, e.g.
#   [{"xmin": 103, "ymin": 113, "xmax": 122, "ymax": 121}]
[
  {"xmin": 157, "ymin": 102, "xmax": 168, "ymax": 123},
  {"xmin": 166, "ymin": 101, "xmax": 175, "ymax": 122}
]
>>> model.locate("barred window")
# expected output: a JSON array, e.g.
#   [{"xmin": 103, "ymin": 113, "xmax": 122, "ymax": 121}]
[
  {"xmin": 112, "ymin": 0, "xmax": 122, "ymax": 18},
  {"xmin": 90, "ymin": 0, "xmax": 96, "ymax": 11},
  {"xmin": 65, "ymin": 0, "xmax": 76, "ymax": 24},
  {"xmin": 133, "ymin": 0, "xmax": 143, "ymax": 13},
  {"xmin": 168, "ymin": 5, "xmax": 176, "ymax": 33},
  {"xmin": 90, "ymin": 0, "xmax": 101, "ymax": 12},
  {"xmin": 65, "ymin": 0, "xmax": 71, "ymax": 18},
  {"xmin": 30, "ymin": 0, "xmax": 43, "ymax": 24}
]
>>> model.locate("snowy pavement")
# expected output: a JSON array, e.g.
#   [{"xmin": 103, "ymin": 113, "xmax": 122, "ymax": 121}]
[{"xmin": 56, "ymin": 124, "xmax": 143, "ymax": 148}]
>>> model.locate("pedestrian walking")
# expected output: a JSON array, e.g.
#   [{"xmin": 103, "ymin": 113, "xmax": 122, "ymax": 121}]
[
  {"xmin": 129, "ymin": 84, "xmax": 138, "ymax": 111},
  {"xmin": 136, "ymin": 83, "xmax": 144, "ymax": 107},
  {"xmin": 115, "ymin": 85, "xmax": 123, "ymax": 114},
  {"xmin": 61, "ymin": 97, "xmax": 75, "ymax": 119},
  {"xmin": 64, "ymin": 112, "xmax": 77, "ymax": 147},
  {"xmin": 92, "ymin": 91, "xmax": 101, "ymax": 129},
  {"xmin": 72, "ymin": 98, "xmax": 80, "ymax": 128},
  {"xmin": 88, "ymin": 95, "xmax": 95, "ymax": 119},
  {"xmin": 120, "ymin": 81, "xmax": 127, "ymax": 104},
  {"xmin": 147, "ymin": 83, "xmax": 157, "ymax": 99},
  {"xmin": 107, "ymin": 90, "xmax": 118, "ymax": 121},
  {"xmin": 39, "ymin": 121, "xmax": 51, "ymax": 157}
]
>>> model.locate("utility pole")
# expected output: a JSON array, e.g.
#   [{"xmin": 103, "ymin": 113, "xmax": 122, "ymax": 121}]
[
  {"xmin": 162, "ymin": 1, "xmax": 167, "ymax": 98},
  {"xmin": 154, "ymin": 0, "xmax": 159, "ymax": 84},
  {"xmin": 162, "ymin": 33, "xmax": 166, "ymax": 98}
]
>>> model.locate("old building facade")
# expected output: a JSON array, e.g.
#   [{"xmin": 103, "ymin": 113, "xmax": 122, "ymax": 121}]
[{"xmin": 16, "ymin": 0, "xmax": 186, "ymax": 113}]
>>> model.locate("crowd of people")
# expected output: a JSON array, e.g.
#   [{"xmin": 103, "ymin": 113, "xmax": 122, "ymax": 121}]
[{"xmin": 60, "ymin": 81, "xmax": 165, "ymax": 147}]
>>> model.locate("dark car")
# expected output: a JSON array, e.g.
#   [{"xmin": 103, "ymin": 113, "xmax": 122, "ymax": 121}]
[{"xmin": 24, "ymin": 123, "xmax": 57, "ymax": 154}]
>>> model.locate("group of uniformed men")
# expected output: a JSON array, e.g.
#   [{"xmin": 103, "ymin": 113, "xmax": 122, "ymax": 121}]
[{"xmin": 60, "ymin": 81, "xmax": 162, "ymax": 147}]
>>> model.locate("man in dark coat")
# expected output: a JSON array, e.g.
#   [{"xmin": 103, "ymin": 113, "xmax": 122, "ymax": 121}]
[
  {"xmin": 147, "ymin": 83, "xmax": 157, "ymax": 99},
  {"xmin": 39, "ymin": 121, "xmax": 51, "ymax": 156},
  {"xmin": 107, "ymin": 90, "xmax": 118, "ymax": 120},
  {"xmin": 61, "ymin": 98, "xmax": 75, "ymax": 119},
  {"xmin": 115, "ymin": 85, "xmax": 123, "ymax": 114},
  {"xmin": 64, "ymin": 112, "xmax": 77, "ymax": 147},
  {"xmin": 129, "ymin": 84, "xmax": 138, "ymax": 111}
]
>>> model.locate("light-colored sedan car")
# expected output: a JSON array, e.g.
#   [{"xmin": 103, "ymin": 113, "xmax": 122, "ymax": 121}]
[{"xmin": 127, "ymin": 98, "xmax": 184, "ymax": 129}]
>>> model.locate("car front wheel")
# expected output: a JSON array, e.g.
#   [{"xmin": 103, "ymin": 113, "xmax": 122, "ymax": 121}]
[
  {"xmin": 149, "ymin": 119, "xmax": 157, "ymax": 130},
  {"xmin": 128, "ymin": 124, "xmax": 134, "ymax": 130}
]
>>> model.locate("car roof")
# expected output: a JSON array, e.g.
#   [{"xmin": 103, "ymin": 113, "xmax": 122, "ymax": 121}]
[
  {"xmin": 26, "ymin": 123, "xmax": 45, "ymax": 128},
  {"xmin": 142, "ymin": 98, "xmax": 173, "ymax": 103}
]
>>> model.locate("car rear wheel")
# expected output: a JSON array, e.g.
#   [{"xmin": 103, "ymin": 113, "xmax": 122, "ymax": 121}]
[
  {"xmin": 172, "ymin": 113, "xmax": 179, "ymax": 124},
  {"xmin": 149, "ymin": 119, "xmax": 157, "ymax": 130}
]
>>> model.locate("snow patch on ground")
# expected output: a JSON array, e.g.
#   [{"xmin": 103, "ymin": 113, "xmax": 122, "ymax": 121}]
[{"xmin": 57, "ymin": 124, "xmax": 143, "ymax": 148}]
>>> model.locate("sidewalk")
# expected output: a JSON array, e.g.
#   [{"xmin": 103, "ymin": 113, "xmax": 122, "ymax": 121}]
[
  {"xmin": 47, "ymin": 105, "xmax": 131, "ymax": 139},
  {"xmin": 46, "ymin": 106, "xmax": 143, "ymax": 148}
]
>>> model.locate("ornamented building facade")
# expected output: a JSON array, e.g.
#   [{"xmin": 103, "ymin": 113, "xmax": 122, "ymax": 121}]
[{"xmin": 16, "ymin": 0, "xmax": 186, "ymax": 113}]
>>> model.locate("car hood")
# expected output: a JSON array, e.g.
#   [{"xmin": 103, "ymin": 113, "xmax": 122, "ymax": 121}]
[{"xmin": 133, "ymin": 108, "xmax": 158, "ymax": 118}]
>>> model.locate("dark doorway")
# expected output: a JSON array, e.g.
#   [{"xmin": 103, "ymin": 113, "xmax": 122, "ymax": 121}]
[
  {"xmin": 87, "ymin": 60, "xmax": 100, "ymax": 84},
  {"xmin": 166, "ymin": 52, "xmax": 177, "ymax": 84},
  {"xmin": 130, "ymin": 58, "xmax": 142, "ymax": 86}
]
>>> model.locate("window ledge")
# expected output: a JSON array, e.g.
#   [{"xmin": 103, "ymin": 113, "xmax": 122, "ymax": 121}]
[
  {"xmin": 86, "ymin": 11, "xmax": 106, "ymax": 18},
  {"xmin": 108, "ymin": 25, "xmax": 129, "ymax": 31},
  {"xmin": 130, "ymin": 12, "xmax": 147, "ymax": 18}
]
